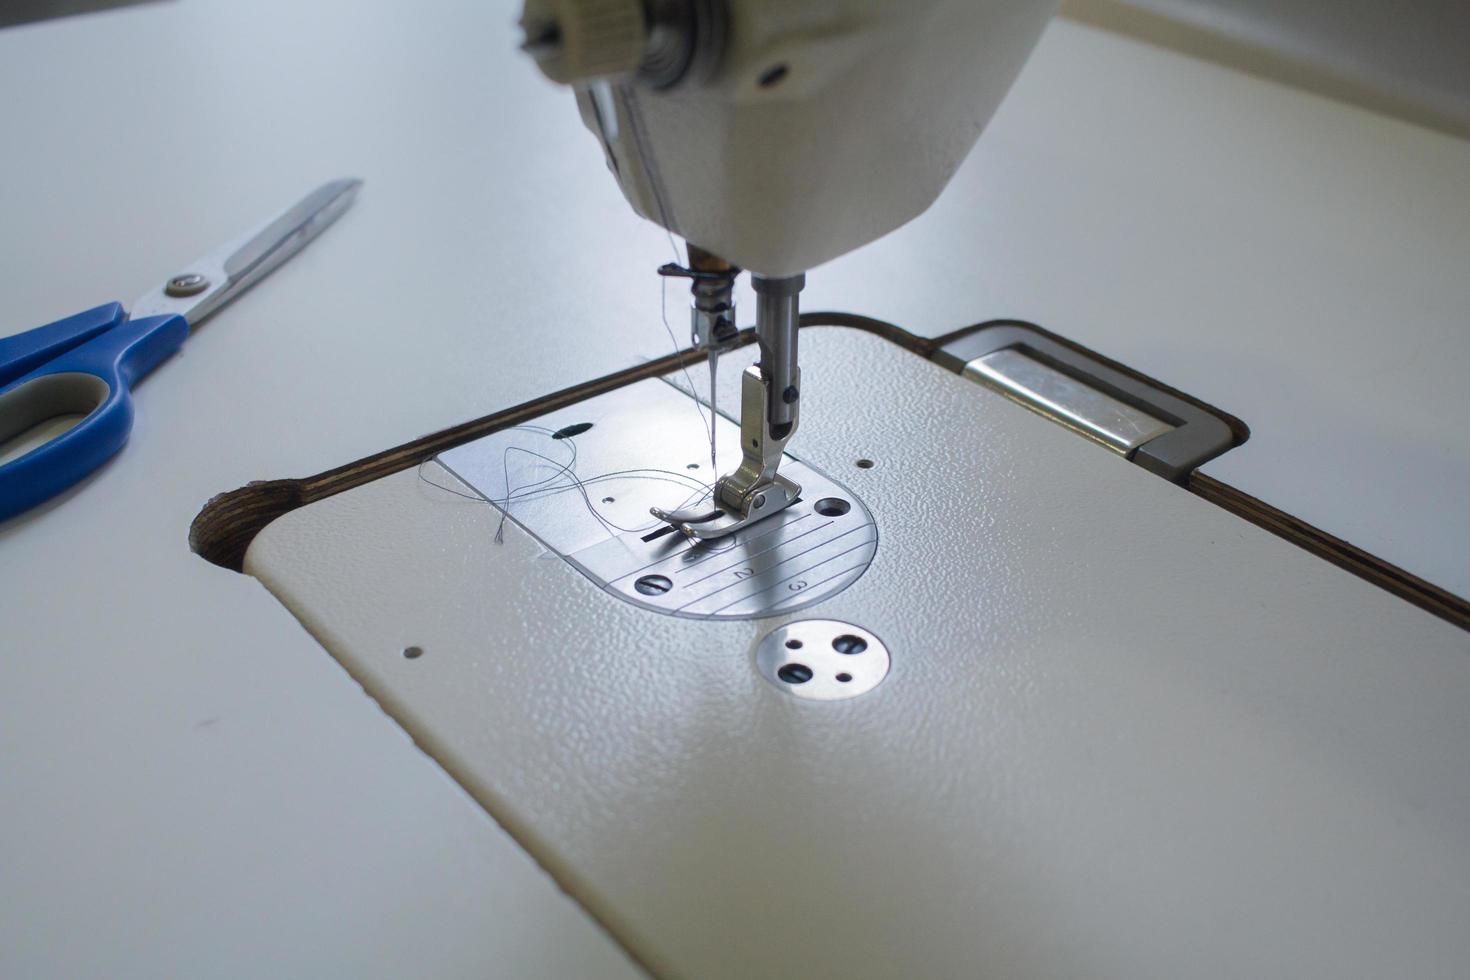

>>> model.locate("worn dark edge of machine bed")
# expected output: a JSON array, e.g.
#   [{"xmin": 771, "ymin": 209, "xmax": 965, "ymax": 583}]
[{"xmin": 189, "ymin": 313, "xmax": 1469, "ymax": 632}]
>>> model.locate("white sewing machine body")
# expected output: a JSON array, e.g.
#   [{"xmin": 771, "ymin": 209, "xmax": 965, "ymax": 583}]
[{"xmin": 561, "ymin": 0, "xmax": 1059, "ymax": 278}]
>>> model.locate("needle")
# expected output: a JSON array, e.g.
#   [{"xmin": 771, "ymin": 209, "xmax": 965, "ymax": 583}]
[{"xmin": 708, "ymin": 348, "xmax": 719, "ymax": 474}]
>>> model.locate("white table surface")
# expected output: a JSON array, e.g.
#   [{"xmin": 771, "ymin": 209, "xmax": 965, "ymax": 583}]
[{"xmin": 1, "ymin": 2, "xmax": 1466, "ymax": 977}]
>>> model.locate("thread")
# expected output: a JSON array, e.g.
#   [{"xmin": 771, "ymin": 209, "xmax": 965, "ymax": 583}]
[
  {"xmin": 659, "ymin": 275, "xmax": 717, "ymax": 469},
  {"xmin": 419, "ymin": 424, "xmax": 715, "ymax": 545}
]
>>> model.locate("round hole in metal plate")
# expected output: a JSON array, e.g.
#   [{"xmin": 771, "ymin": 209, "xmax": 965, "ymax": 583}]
[
  {"xmin": 403, "ymin": 645, "xmax": 424, "ymax": 660},
  {"xmin": 777, "ymin": 663, "xmax": 812, "ymax": 684},
  {"xmin": 756, "ymin": 621, "xmax": 889, "ymax": 701},
  {"xmin": 813, "ymin": 497, "xmax": 850, "ymax": 517}
]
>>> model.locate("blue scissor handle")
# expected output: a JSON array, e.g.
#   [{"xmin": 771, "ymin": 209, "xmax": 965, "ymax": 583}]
[
  {"xmin": 0, "ymin": 303, "xmax": 189, "ymax": 521},
  {"xmin": 0, "ymin": 302, "xmax": 123, "ymax": 387}
]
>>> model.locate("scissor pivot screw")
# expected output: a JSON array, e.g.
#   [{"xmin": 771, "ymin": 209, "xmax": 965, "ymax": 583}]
[{"xmin": 165, "ymin": 273, "xmax": 210, "ymax": 297}]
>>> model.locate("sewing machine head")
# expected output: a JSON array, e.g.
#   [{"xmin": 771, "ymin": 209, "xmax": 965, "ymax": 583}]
[
  {"xmin": 520, "ymin": 0, "xmax": 1057, "ymax": 276},
  {"xmin": 520, "ymin": 0, "xmax": 1057, "ymax": 538}
]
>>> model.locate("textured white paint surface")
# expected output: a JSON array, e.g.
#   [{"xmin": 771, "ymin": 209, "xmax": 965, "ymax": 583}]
[
  {"xmin": 2, "ymin": 0, "xmax": 1468, "ymax": 976},
  {"xmin": 250, "ymin": 330, "xmax": 1470, "ymax": 980},
  {"xmin": 798, "ymin": 21, "xmax": 1470, "ymax": 597}
]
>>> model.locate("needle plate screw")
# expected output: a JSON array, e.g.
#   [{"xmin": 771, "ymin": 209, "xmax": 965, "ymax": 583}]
[{"xmin": 634, "ymin": 574, "xmax": 673, "ymax": 596}]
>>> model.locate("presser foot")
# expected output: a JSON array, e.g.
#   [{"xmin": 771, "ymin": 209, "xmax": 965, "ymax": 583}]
[
  {"xmin": 650, "ymin": 472, "xmax": 801, "ymax": 541},
  {"xmin": 651, "ymin": 363, "xmax": 802, "ymax": 541}
]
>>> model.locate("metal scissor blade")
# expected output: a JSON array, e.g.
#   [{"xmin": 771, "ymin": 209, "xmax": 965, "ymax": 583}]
[{"xmin": 129, "ymin": 178, "xmax": 362, "ymax": 326}]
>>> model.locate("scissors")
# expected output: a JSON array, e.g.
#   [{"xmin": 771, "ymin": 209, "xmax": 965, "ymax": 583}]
[{"xmin": 0, "ymin": 178, "xmax": 361, "ymax": 522}]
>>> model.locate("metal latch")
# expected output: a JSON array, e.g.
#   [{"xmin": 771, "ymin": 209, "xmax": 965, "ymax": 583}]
[{"xmin": 934, "ymin": 323, "xmax": 1240, "ymax": 482}]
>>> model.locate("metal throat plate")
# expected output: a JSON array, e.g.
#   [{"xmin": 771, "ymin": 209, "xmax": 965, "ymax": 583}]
[{"xmin": 435, "ymin": 378, "xmax": 876, "ymax": 619}]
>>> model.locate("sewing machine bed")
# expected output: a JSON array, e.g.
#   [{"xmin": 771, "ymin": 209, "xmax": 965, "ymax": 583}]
[{"xmin": 243, "ymin": 325, "xmax": 1470, "ymax": 979}]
